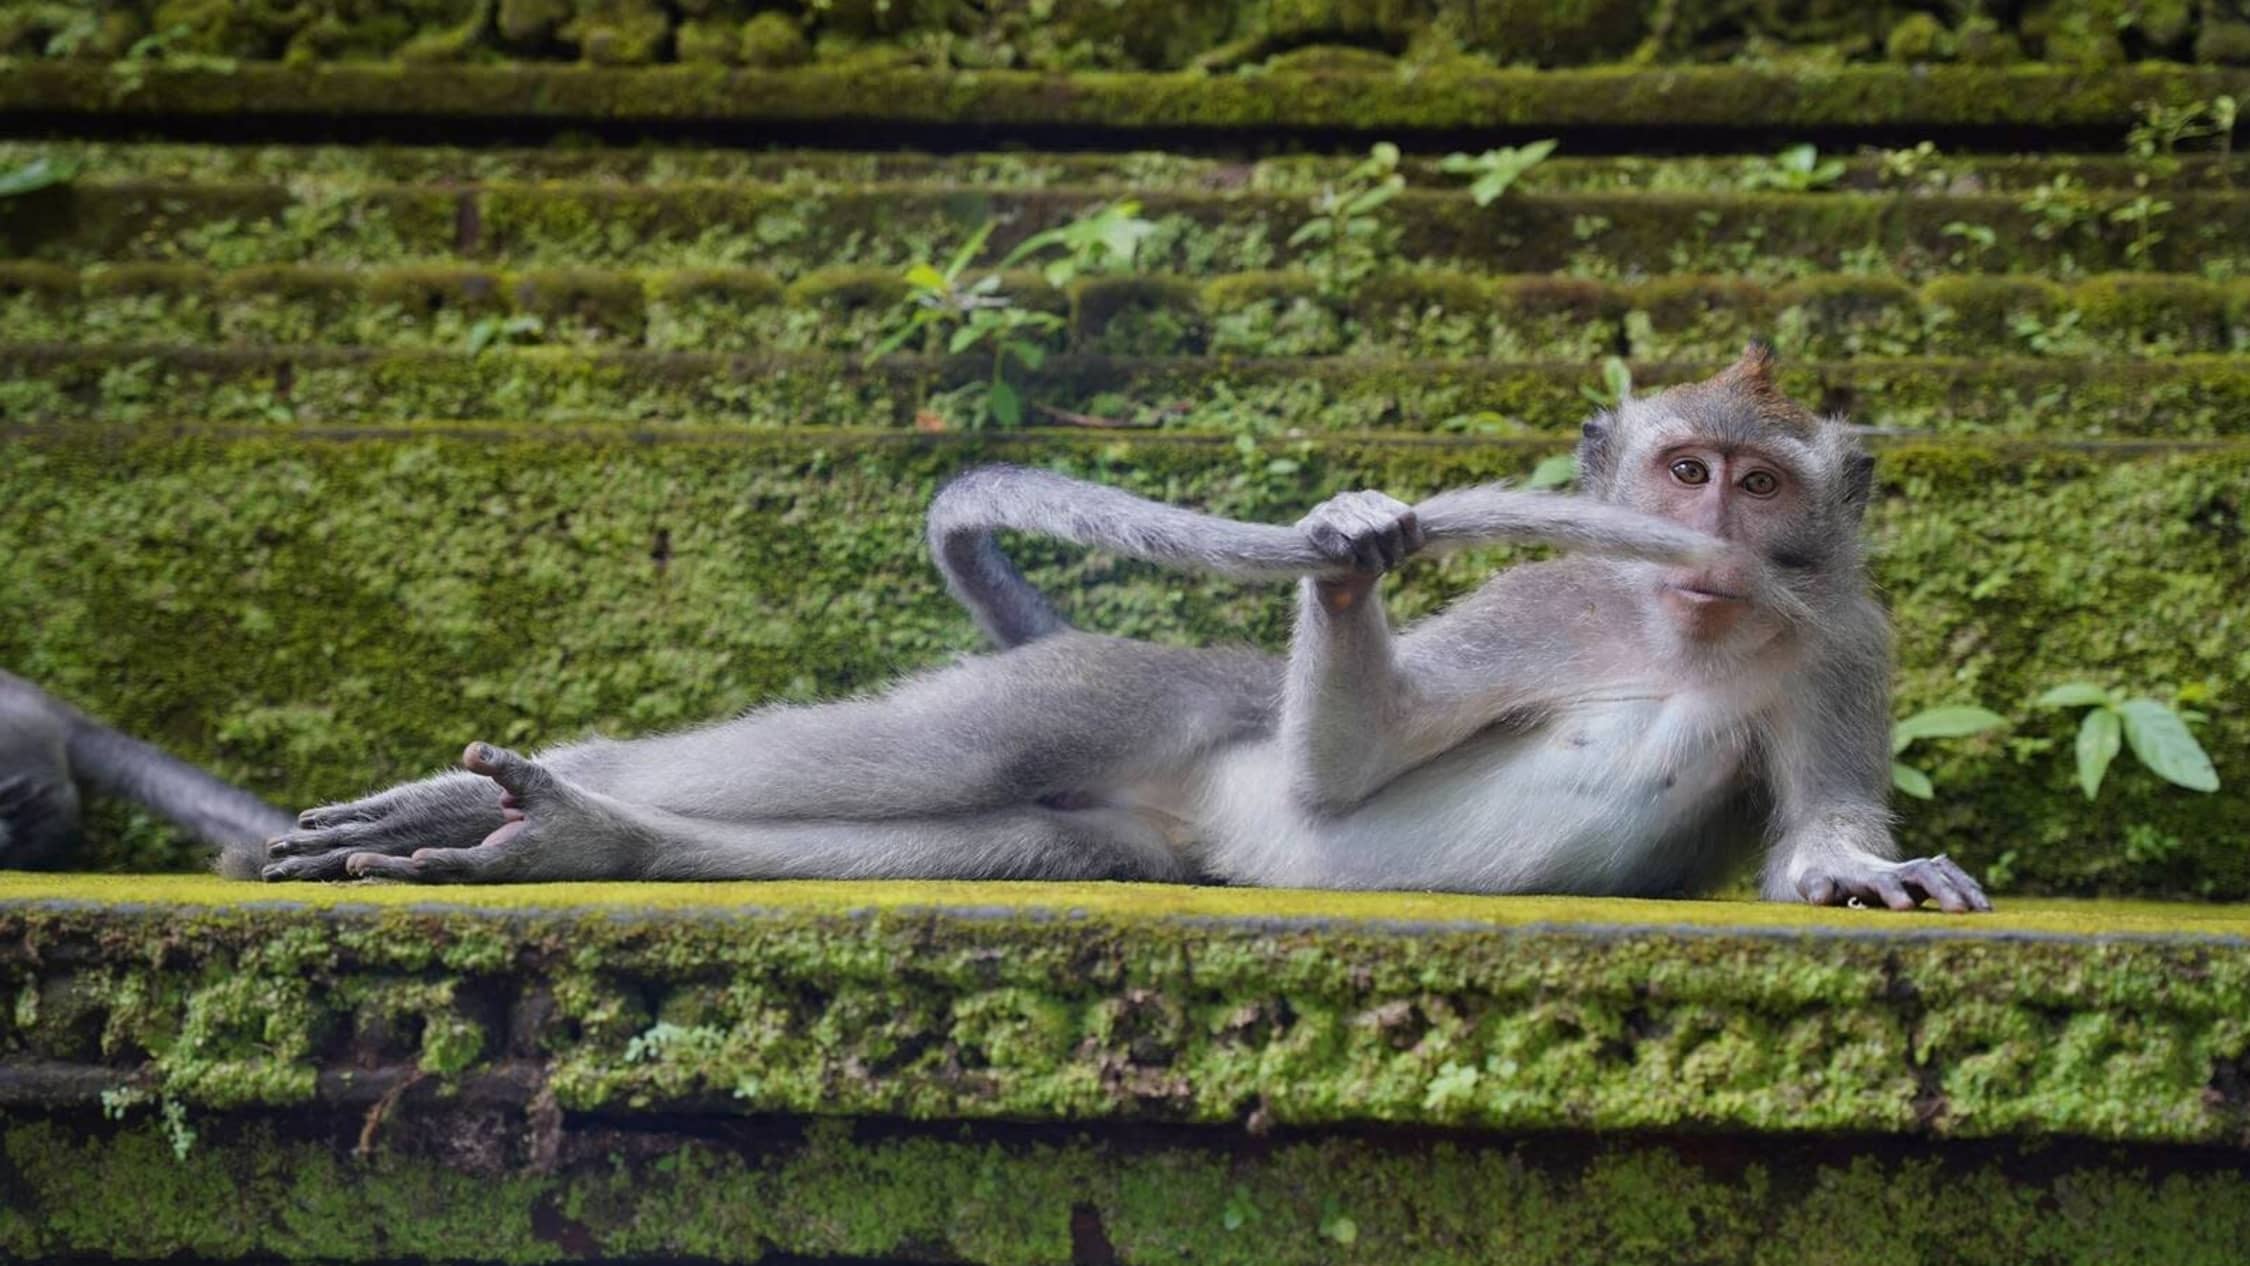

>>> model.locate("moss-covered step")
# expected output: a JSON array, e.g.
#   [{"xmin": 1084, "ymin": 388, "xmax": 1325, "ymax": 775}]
[
  {"xmin": 0, "ymin": 428, "xmax": 2241, "ymax": 893},
  {"xmin": 3, "ymin": 61, "xmax": 2248, "ymax": 132},
  {"xmin": 12, "ymin": 178, "xmax": 2250, "ymax": 279},
  {"xmin": 10, "ymin": 342, "xmax": 2250, "ymax": 439},
  {"xmin": 6, "ymin": 140, "xmax": 2242, "ymax": 197},
  {"xmin": 4, "ymin": 1118, "xmax": 2249, "ymax": 1266},
  {"xmin": 3, "ymin": 876, "xmax": 2249, "ymax": 1137},
  {"xmin": 11, "ymin": 263, "xmax": 2246, "ymax": 363},
  {"xmin": 1, "ymin": 0, "xmax": 2246, "ymax": 71},
  {"xmin": 5, "ymin": 877, "xmax": 2249, "ymax": 1262},
  {"xmin": 2, "ymin": 0, "xmax": 2246, "ymax": 72}
]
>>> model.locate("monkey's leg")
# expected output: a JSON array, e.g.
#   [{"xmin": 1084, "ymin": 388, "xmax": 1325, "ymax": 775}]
[
  {"xmin": 334, "ymin": 744, "xmax": 1188, "ymax": 884},
  {"xmin": 554, "ymin": 633, "xmax": 1278, "ymax": 823}
]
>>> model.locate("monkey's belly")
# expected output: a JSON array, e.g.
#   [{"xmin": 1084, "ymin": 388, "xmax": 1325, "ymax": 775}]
[{"xmin": 1198, "ymin": 694, "xmax": 1754, "ymax": 893}]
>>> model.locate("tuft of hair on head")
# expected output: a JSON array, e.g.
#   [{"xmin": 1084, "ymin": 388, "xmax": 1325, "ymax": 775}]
[{"xmin": 1668, "ymin": 340, "xmax": 1819, "ymax": 436}]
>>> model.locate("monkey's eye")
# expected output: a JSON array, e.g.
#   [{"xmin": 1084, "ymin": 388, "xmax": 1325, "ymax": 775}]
[
  {"xmin": 1669, "ymin": 458, "xmax": 1710, "ymax": 486},
  {"xmin": 1741, "ymin": 469, "xmax": 1780, "ymax": 497}
]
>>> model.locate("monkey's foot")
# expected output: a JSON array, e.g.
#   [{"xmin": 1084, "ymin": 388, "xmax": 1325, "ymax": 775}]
[
  {"xmin": 1800, "ymin": 855, "xmax": 1992, "ymax": 914},
  {"xmin": 262, "ymin": 769, "xmax": 505, "ymax": 881},
  {"xmin": 336, "ymin": 744, "xmax": 640, "ymax": 883}
]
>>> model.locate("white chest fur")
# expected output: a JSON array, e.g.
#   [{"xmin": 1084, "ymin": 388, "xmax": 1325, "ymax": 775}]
[{"xmin": 1197, "ymin": 687, "xmax": 1767, "ymax": 893}]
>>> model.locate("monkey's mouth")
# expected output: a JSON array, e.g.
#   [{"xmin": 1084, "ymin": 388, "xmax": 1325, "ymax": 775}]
[{"xmin": 1667, "ymin": 583, "xmax": 1747, "ymax": 605}]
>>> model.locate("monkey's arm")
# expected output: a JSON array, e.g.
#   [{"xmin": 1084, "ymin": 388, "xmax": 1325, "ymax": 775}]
[
  {"xmin": 1278, "ymin": 495, "xmax": 1613, "ymax": 815},
  {"xmin": 1757, "ymin": 600, "xmax": 1990, "ymax": 913}
]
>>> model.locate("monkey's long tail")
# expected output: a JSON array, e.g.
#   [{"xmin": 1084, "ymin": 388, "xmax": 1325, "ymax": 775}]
[
  {"xmin": 926, "ymin": 465, "xmax": 1726, "ymax": 650},
  {"xmin": 3, "ymin": 672, "xmax": 292, "ymax": 879}
]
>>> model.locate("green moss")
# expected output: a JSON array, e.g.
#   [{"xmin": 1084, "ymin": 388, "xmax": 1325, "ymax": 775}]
[
  {"xmin": 2, "ymin": 879, "xmax": 2250, "ymax": 1153},
  {"xmin": 1885, "ymin": 11, "xmax": 1950, "ymax": 62},
  {"xmin": 4, "ymin": 62, "xmax": 2246, "ymax": 132},
  {"xmin": 7, "ymin": 1113, "xmax": 2249, "ymax": 1265},
  {"xmin": 1072, "ymin": 275, "xmax": 1207, "ymax": 356},
  {"xmin": 1772, "ymin": 275, "xmax": 1922, "ymax": 358},
  {"xmin": 2072, "ymin": 272, "xmax": 2232, "ymax": 355},
  {"xmin": 738, "ymin": 10, "xmax": 809, "ymax": 67}
]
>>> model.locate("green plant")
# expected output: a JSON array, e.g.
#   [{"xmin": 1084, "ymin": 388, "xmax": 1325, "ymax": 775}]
[
  {"xmin": 1889, "ymin": 705, "xmax": 2007, "ymax": 800},
  {"xmin": 1290, "ymin": 142, "xmax": 1404, "ymax": 294},
  {"xmin": 2035, "ymin": 683, "xmax": 2219, "ymax": 800},
  {"xmin": 869, "ymin": 221, "xmax": 1066, "ymax": 429},
  {"xmin": 2109, "ymin": 194, "xmax": 2173, "ymax": 267},
  {"xmin": 1003, "ymin": 198, "xmax": 1157, "ymax": 287},
  {"xmin": 464, "ymin": 315, "xmax": 544, "ymax": 355},
  {"xmin": 2128, "ymin": 96, "xmax": 2237, "ymax": 186},
  {"xmin": 1876, "ymin": 141, "xmax": 1943, "ymax": 189},
  {"xmin": 1741, "ymin": 143, "xmax": 1845, "ymax": 193},
  {"xmin": 2021, "ymin": 173, "xmax": 2098, "ymax": 242},
  {"xmin": 1940, "ymin": 220, "xmax": 1998, "ymax": 268},
  {"xmin": 0, "ymin": 155, "xmax": 78, "ymax": 198},
  {"xmin": 1438, "ymin": 138, "xmax": 1557, "ymax": 206}
]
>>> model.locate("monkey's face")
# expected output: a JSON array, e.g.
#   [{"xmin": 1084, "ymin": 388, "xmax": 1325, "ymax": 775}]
[
  {"xmin": 1579, "ymin": 345, "xmax": 1860, "ymax": 651},
  {"xmin": 1632, "ymin": 435, "xmax": 1808, "ymax": 644}
]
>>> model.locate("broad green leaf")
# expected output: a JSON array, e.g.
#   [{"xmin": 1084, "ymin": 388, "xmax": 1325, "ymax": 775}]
[
  {"xmin": 1891, "ymin": 762, "xmax": 1934, "ymax": 800},
  {"xmin": 2037, "ymin": 682, "xmax": 2115, "ymax": 709},
  {"xmin": 1006, "ymin": 340, "xmax": 1045, "ymax": 370},
  {"xmin": 1287, "ymin": 219, "xmax": 1331, "ymax": 246},
  {"xmin": 1370, "ymin": 141, "xmax": 1401, "ymax": 167},
  {"xmin": 988, "ymin": 380, "xmax": 1022, "ymax": 427},
  {"xmin": 901, "ymin": 263, "xmax": 947, "ymax": 292},
  {"xmin": 0, "ymin": 157, "xmax": 79, "ymax": 198},
  {"xmin": 2116, "ymin": 698, "xmax": 2220, "ymax": 792},
  {"xmin": 947, "ymin": 323, "xmax": 985, "ymax": 355},
  {"xmin": 2076, "ymin": 706, "xmax": 2121, "ymax": 800},
  {"xmin": 1891, "ymin": 705, "xmax": 2008, "ymax": 751}
]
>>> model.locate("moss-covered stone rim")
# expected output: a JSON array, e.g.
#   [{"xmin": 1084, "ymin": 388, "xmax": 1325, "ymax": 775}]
[
  {"xmin": 7, "ymin": 874, "xmax": 2249, "ymax": 944},
  {"xmin": 3, "ymin": 60, "xmax": 2244, "ymax": 130}
]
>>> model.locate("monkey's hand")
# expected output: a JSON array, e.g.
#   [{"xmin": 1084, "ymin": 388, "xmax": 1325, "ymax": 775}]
[
  {"xmin": 1797, "ymin": 854, "xmax": 1992, "ymax": 914},
  {"xmin": 333, "ymin": 743, "xmax": 646, "ymax": 883},
  {"xmin": 262, "ymin": 770, "xmax": 506, "ymax": 881},
  {"xmin": 1297, "ymin": 490, "xmax": 1425, "ymax": 576}
]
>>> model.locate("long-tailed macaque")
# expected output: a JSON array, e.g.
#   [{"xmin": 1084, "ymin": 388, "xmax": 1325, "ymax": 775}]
[{"xmin": 2, "ymin": 348, "xmax": 1988, "ymax": 912}]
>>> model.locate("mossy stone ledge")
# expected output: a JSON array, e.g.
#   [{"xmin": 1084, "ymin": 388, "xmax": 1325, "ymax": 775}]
[
  {"xmin": 3, "ymin": 63, "xmax": 2245, "ymax": 134},
  {"xmin": 2, "ymin": 877, "xmax": 2248, "ymax": 1263}
]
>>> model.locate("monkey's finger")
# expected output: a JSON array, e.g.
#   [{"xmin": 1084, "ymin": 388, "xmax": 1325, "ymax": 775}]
[
  {"xmin": 1398, "ymin": 510, "xmax": 1425, "ymax": 555},
  {"xmin": 462, "ymin": 743, "xmax": 553, "ymax": 801},
  {"xmin": 260, "ymin": 850, "xmax": 360, "ymax": 882},
  {"xmin": 1931, "ymin": 856, "xmax": 1993, "ymax": 912},
  {"xmin": 344, "ymin": 851, "xmax": 428, "ymax": 881},
  {"xmin": 1798, "ymin": 874, "xmax": 1838, "ymax": 906},
  {"xmin": 1868, "ymin": 872, "xmax": 1919, "ymax": 912},
  {"xmin": 268, "ymin": 822, "xmax": 375, "ymax": 858}
]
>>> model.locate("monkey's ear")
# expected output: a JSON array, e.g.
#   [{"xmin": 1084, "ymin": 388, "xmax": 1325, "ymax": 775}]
[
  {"xmin": 1840, "ymin": 449, "xmax": 1876, "ymax": 512},
  {"xmin": 1576, "ymin": 414, "xmax": 1616, "ymax": 491}
]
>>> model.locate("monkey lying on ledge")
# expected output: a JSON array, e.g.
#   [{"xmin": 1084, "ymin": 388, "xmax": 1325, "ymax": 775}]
[{"xmin": 0, "ymin": 347, "xmax": 1988, "ymax": 912}]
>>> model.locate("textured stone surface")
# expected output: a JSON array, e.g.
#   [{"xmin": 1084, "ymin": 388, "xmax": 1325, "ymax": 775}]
[{"xmin": 4, "ymin": 876, "xmax": 2246, "ymax": 1143}]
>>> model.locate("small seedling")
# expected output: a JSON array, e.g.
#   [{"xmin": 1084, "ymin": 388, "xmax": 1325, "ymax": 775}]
[{"xmin": 1439, "ymin": 139, "xmax": 1557, "ymax": 207}]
